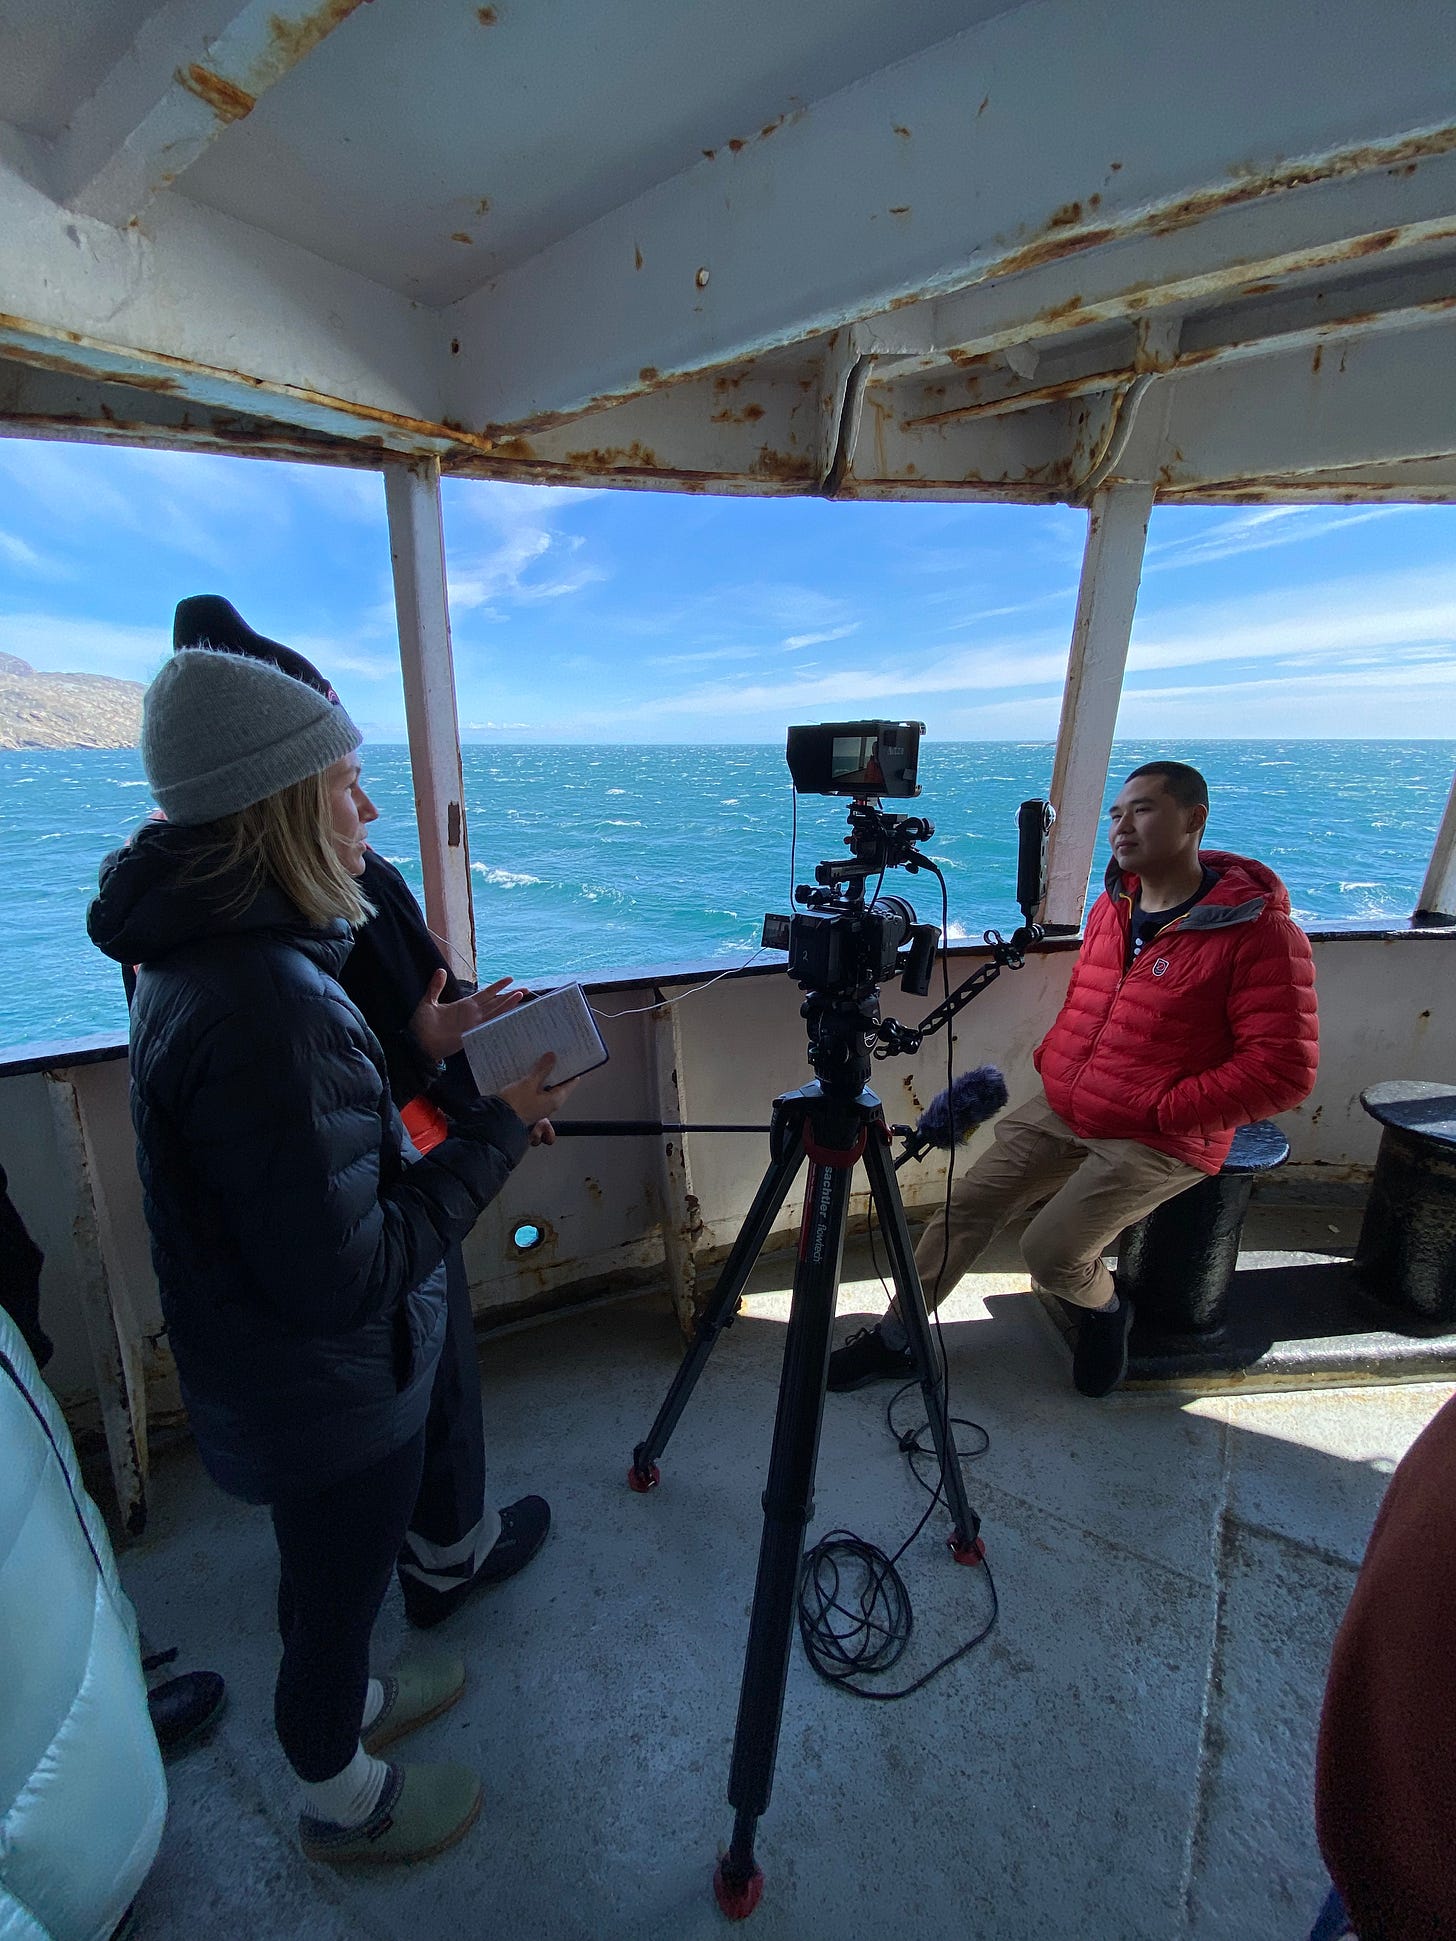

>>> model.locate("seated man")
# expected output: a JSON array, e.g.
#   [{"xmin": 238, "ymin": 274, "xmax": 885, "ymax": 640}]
[{"xmin": 829, "ymin": 759, "xmax": 1319, "ymax": 1399}]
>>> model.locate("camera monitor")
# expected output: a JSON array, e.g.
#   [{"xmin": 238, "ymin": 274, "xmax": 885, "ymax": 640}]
[{"xmin": 785, "ymin": 721, "xmax": 923, "ymax": 799}]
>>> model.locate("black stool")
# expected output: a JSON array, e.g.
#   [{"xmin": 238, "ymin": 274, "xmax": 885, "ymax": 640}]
[
  {"xmin": 1355, "ymin": 1080, "xmax": 1456, "ymax": 1329},
  {"xmin": 1117, "ymin": 1120, "xmax": 1290, "ymax": 1336}
]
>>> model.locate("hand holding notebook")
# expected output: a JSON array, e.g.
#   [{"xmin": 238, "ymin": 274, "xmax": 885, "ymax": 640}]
[{"xmin": 462, "ymin": 982, "xmax": 609, "ymax": 1097}]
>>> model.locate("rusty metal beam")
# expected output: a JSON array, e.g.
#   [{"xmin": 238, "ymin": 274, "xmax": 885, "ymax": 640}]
[
  {"xmin": 0, "ymin": 151, "xmax": 455, "ymax": 451},
  {"xmin": 902, "ymin": 263, "xmax": 1456, "ymax": 429},
  {"xmin": 1121, "ymin": 316, "xmax": 1456, "ymax": 486},
  {"xmin": 50, "ymin": 0, "xmax": 368, "ymax": 227},
  {"xmin": 446, "ymin": 0, "xmax": 1456, "ymax": 432}
]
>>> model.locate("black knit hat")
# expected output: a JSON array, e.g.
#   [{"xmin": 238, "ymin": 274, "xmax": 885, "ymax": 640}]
[{"xmin": 172, "ymin": 594, "xmax": 339, "ymax": 703}]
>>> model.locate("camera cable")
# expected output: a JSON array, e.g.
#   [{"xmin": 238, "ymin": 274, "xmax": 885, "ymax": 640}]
[{"xmin": 797, "ymin": 861, "xmax": 999, "ymax": 1698}]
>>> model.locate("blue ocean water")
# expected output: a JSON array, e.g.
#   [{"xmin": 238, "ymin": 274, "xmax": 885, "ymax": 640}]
[{"xmin": 0, "ymin": 740, "xmax": 1451, "ymax": 1057}]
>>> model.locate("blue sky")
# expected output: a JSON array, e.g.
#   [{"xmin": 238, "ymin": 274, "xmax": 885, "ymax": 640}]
[{"xmin": 0, "ymin": 435, "xmax": 1452, "ymax": 741}]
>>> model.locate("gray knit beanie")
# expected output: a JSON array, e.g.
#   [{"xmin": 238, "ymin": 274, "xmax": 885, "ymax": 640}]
[{"xmin": 142, "ymin": 649, "xmax": 362, "ymax": 824}]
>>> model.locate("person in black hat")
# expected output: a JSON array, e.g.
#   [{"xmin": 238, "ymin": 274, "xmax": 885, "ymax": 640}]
[{"xmin": 169, "ymin": 596, "xmax": 551, "ymax": 1628}]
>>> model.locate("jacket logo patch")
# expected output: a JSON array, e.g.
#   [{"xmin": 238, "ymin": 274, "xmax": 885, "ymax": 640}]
[{"xmin": 1152, "ymin": 958, "xmax": 1170, "ymax": 976}]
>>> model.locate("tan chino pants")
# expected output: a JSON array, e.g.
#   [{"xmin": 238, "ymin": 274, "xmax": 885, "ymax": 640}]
[{"xmin": 912, "ymin": 1089, "xmax": 1206, "ymax": 1311}]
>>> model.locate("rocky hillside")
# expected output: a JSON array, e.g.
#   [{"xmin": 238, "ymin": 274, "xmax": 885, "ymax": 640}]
[{"xmin": 0, "ymin": 654, "xmax": 144, "ymax": 749}]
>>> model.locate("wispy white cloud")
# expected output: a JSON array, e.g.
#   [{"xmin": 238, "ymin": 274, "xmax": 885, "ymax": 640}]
[
  {"xmin": 0, "ymin": 530, "xmax": 70, "ymax": 579},
  {"xmin": 648, "ymin": 646, "xmax": 760, "ymax": 667},
  {"xmin": 1145, "ymin": 504, "xmax": 1406, "ymax": 572},
  {"xmin": 783, "ymin": 623, "xmax": 859, "ymax": 650},
  {"xmin": 444, "ymin": 481, "xmax": 609, "ymax": 621}
]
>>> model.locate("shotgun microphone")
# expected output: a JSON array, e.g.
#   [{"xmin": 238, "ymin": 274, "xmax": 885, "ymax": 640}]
[{"xmin": 897, "ymin": 1065, "xmax": 1009, "ymax": 1166}]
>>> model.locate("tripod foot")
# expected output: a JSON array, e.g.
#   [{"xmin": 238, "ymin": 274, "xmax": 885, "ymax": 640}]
[
  {"xmin": 949, "ymin": 1532, "xmax": 986, "ymax": 1566},
  {"xmin": 627, "ymin": 1459, "xmax": 661, "ymax": 1493},
  {"xmin": 713, "ymin": 1856, "xmax": 764, "ymax": 1920}
]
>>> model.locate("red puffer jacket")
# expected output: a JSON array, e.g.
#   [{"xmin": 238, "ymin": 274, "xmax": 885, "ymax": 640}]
[{"xmin": 1033, "ymin": 849, "xmax": 1318, "ymax": 1172}]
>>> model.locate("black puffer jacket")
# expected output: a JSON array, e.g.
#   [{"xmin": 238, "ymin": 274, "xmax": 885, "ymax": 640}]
[{"xmin": 88, "ymin": 823, "xmax": 529, "ymax": 1505}]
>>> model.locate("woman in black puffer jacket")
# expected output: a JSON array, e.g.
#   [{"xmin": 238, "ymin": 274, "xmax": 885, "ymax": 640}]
[{"xmin": 89, "ymin": 648, "xmax": 572, "ymax": 1868}]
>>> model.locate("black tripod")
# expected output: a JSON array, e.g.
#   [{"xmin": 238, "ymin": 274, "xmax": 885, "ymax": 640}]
[{"xmin": 627, "ymin": 990, "xmax": 986, "ymax": 1919}]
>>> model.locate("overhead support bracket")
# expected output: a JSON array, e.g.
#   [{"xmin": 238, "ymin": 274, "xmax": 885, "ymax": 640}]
[{"xmin": 53, "ymin": 0, "xmax": 368, "ymax": 227}]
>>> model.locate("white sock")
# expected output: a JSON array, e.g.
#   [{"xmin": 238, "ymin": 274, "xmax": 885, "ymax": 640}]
[
  {"xmin": 299, "ymin": 1743, "xmax": 389, "ymax": 1827},
  {"xmin": 360, "ymin": 1677, "xmax": 385, "ymax": 1730}
]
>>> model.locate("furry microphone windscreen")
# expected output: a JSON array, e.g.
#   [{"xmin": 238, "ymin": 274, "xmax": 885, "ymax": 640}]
[{"xmin": 917, "ymin": 1067, "xmax": 1010, "ymax": 1148}]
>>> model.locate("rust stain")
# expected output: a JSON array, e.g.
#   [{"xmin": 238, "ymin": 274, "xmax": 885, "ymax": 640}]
[
  {"xmin": 702, "ymin": 148, "xmax": 717, "ymax": 161},
  {"xmin": 474, "ymin": 196, "xmax": 491, "ymax": 216},
  {"xmin": 709, "ymin": 401, "xmax": 765, "ymax": 423},
  {"xmin": 889, "ymin": 205, "xmax": 911, "ymax": 217},
  {"xmin": 477, "ymin": 4, "xmax": 498, "ymax": 19},
  {"xmin": 585, "ymin": 1176, "xmax": 603, "ymax": 1204},
  {"xmin": 977, "ymin": 94, "xmax": 990, "ymax": 116},
  {"xmin": 990, "ymin": 223, "xmax": 1117, "ymax": 277},
  {"xmin": 447, "ymin": 803, "xmax": 462, "ymax": 847},
  {"xmin": 451, "ymin": 231, "xmax": 474, "ymax": 244},
  {"xmin": 1311, "ymin": 343, "xmax": 1324, "ymax": 373},
  {"xmin": 638, "ymin": 365, "xmax": 659, "ymax": 383},
  {"xmin": 561, "ymin": 441, "xmax": 663, "ymax": 469},
  {"xmin": 712, "ymin": 373, "xmax": 743, "ymax": 392},
  {"xmin": 751, "ymin": 445, "xmax": 814, "ymax": 481},
  {"xmin": 893, "ymin": 124, "xmax": 911, "ymax": 140},
  {"xmin": 1047, "ymin": 201, "xmax": 1083, "ymax": 228},
  {"xmin": 176, "ymin": 64, "xmax": 255, "ymax": 122},
  {"xmin": 1242, "ymin": 279, "xmax": 1279, "ymax": 295},
  {"xmin": 450, "ymin": 337, "xmax": 460, "ymax": 354},
  {"xmin": 634, "ymin": 243, "xmax": 643, "ymax": 270},
  {"xmin": 1345, "ymin": 226, "xmax": 1400, "ymax": 257},
  {"xmin": 262, "ymin": 0, "xmax": 366, "ymax": 73},
  {"xmin": 728, "ymin": 137, "xmax": 746, "ymax": 153},
  {"xmin": 1109, "ymin": 160, "xmax": 1123, "ymax": 171},
  {"xmin": 490, "ymin": 435, "xmax": 537, "ymax": 460},
  {"xmin": 760, "ymin": 117, "xmax": 784, "ymax": 139}
]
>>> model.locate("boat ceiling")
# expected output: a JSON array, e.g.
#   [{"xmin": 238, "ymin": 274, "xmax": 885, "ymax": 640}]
[{"xmin": 2, "ymin": 0, "xmax": 1454, "ymax": 503}]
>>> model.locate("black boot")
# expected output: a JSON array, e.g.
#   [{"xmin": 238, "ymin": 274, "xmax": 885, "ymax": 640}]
[
  {"xmin": 1069, "ymin": 1287, "xmax": 1134, "ymax": 1398},
  {"xmin": 147, "ymin": 1671, "xmax": 226, "ymax": 1754}
]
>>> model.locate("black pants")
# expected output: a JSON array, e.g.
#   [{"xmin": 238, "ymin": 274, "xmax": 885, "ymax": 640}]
[
  {"xmin": 397, "ymin": 1243, "xmax": 492, "ymax": 1594},
  {"xmin": 272, "ymin": 1428, "xmax": 427, "ymax": 1782}
]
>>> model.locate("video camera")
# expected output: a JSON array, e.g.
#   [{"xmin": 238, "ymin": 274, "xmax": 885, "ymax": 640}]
[{"xmin": 764, "ymin": 722, "xmax": 939, "ymax": 1001}]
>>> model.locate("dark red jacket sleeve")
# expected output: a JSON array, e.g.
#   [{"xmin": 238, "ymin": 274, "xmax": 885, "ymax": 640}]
[{"xmin": 1316, "ymin": 1395, "xmax": 1456, "ymax": 1940}]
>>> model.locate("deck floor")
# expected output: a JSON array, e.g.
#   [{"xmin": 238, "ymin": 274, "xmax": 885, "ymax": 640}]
[{"xmin": 119, "ymin": 1207, "xmax": 1453, "ymax": 1941}]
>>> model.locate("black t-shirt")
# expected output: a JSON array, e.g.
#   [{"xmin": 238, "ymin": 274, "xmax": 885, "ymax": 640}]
[{"xmin": 1126, "ymin": 866, "xmax": 1220, "ymax": 969}]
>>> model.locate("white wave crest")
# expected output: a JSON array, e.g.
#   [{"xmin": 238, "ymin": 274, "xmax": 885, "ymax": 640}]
[{"xmin": 471, "ymin": 865, "xmax": 542, "ymax": 888}]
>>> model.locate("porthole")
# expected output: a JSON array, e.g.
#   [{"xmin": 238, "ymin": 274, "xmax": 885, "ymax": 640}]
[{"xmin": 512, "ymin": 1223, "xmax": 545, "ymax": 1253}]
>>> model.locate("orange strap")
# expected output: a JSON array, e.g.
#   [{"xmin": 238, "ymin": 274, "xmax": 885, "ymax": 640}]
[{"xmin": 401, "ymin": 1095, "xmax": 450, "ymax": 1155}]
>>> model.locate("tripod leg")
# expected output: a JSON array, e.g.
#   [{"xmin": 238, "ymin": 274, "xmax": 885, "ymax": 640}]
[
  {"xmin": 629, "ymin": 1124, "xmax": 806, "ymax": 1489},
  {"xmin": 715, "ymin": 1154, "xmax": 852, "ymax": 1916},
  {"xmin": 862, "ymin": 1131, "xmax": 984, "ymax": 1562}
]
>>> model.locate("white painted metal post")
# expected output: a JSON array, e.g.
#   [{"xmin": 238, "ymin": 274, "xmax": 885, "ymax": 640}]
[
  {"xmin": 1415, "ymin": 767, "xmax": 1456, "ymax": 923},
  {"xmin": 384, "ymin": 458, "xmax": 477, "ymax": 982},
  {"xmin": 1041, "ymin": 483, "xmax": 1156, "ymax": 931}
]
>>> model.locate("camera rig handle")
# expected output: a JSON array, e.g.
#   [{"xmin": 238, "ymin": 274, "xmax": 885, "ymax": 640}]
[{"xmin": 873, "ymin": 924, "xmax": 1042, "ymax": 1057}]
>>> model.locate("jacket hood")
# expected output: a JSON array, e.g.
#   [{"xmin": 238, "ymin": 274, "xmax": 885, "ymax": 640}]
[
  {"xmin": 1102, "ymin": 849, "xmax": 1293, "ymax": 928},
  {"xmin": 88, "ymin": 819, "xmax": 352, "ymax": 970}
]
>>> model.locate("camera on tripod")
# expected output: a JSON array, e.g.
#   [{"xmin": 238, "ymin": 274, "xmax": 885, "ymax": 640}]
[{"xmin": 763, "ymin": 722, "xmax": 940, "ymax": 1000}]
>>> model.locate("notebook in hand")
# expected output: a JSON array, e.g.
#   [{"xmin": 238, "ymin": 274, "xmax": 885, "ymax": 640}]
[{"xmin": 462, "ymin": 983, "xmax": 609, "ymax": 1097}]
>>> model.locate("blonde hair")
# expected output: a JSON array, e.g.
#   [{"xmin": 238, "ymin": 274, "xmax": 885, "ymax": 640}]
[{"xmin": 193, "ymin": 766, "xmax": 374, "ymax": 929}]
